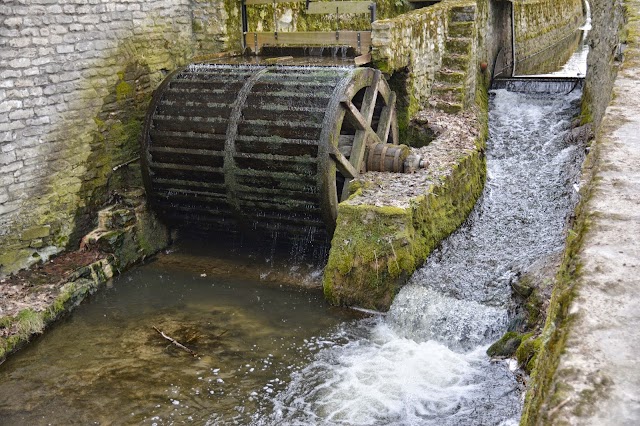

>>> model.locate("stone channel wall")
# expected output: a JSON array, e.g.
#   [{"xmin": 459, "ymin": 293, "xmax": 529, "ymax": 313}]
[
  {"xmin": 371, "ymin": 1, "xmax": 477, "ymax": 120},
  {"xmin": 512, "ymin": 0, "xmax": 585, "ymax": 66},
  {"xmin": 0, "ymin": 0, "xmax": 230, "ymax": 276},
  {"xmin": 520, "ymin": 0, "xmax": 628, "ymax": 423}
]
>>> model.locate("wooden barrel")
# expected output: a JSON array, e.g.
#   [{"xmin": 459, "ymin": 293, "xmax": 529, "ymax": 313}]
[{"xmin": 365, "ymin": 143, "xmax": 410, "ymax": 173}]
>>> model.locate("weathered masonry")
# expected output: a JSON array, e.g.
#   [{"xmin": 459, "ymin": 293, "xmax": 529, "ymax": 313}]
[
  {"xmin": 0, "ymin": 1, "xmax": 229, "ymax": 274},
  {"xmin": 0, "ymin": 0, "xmax": 585, "ymax": 300}
]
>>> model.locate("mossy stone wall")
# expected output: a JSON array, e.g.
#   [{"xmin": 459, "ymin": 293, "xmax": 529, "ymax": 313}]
[
  {"xmin": 512, "ymin": 0, "xmax": 585, "ymax": 66},
  {"xmin": 371, "ymin": 1, "xmax": 473, "ymax": 120},
  {"xmin": 324, "ymin": 119, "xmax": 487, "ymax": 310},
  {"xmin": 0, "ymin": 1, "xmax": 231, "ymax": 276}
]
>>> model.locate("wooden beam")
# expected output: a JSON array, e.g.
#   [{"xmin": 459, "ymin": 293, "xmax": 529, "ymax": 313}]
[
  {"xmin": 307, "ymin": 1, "xmax": 374, "ymax": 15},
  {"xmin": 329, "ymin": 145, "xmax": 358, "ymax": 178},
  {"xmin": 360, "ymin": 70, "xmax": 380, "ymax": 125},
  {"xmin": 376, "ymin": 92, "xmax": 396, "ymax": 144},
  {"xmin": 340, "ymin": 99, "xmax": 368, "ymax": 130},
  {"xmin": 246, "ymin": 31, "xmax": 371, "ymax": 54},
  {"xmin": 354, "ymin": 53, "xmax": 372, "ymax": 66}
]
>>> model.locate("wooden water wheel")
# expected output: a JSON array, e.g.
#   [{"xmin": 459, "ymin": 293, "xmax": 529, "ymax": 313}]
[{"xmin": 141, "ymin": 64, "xmax": 399, "ymax": 241}]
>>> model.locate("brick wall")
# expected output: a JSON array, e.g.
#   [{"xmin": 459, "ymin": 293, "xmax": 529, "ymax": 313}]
[{"xmin": 0, "ymin": 0, "xmax": 231, "ymax": 275}]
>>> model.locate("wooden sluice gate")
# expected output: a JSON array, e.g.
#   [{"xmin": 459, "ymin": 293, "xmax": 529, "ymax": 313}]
[{"xmin": 141, "ymin": 1, "xmax": 425, "ymax": 242}]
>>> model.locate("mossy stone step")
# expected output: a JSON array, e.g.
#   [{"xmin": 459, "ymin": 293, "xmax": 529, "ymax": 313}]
[
  {"xmin": 442, "ymin": 53, "xmax": 470, "ymax": 70},
  {"xmin": 431, "ymin": 81, "xmax": 465, "ymax": 100},
  {"xmin": 448, "ymin": 5, "xmax": 476, "ymax": 23},
  {"xmin": 445, "ymin": 37, "xmax": 472, "ymax": 55},
  {"xmin": 430, "ymin": 97, "xmax": 463, "ymax": 113},
  {"xmin": 448, "ymin": 21, "xmax": 474, "ymax": 38},
  {"xmin": 436, "ymin": 68, "xmax": 467, "ymax": 84}
]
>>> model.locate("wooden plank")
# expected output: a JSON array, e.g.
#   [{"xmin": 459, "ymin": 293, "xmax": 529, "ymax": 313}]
[
  {"xmin": 329, "ymin": 145, "xmax": 357, "ymax": 178},
  {"xmin": 307, "ymin": 1, "xmax": 373, "ymax": 15},
  {"xmin": 245, "ymin": 0, "xmax": 301, "ymax": 5},
  {"xmin": 340, "ymin": 99, "xmax": 367, "ymax": 130},
  {"xmin": 354, "ymin": 53, "xmax": 372, "ymax": 66},
  {"xmin": 247, "ymin": 31, "xmax": 371, "ymax": 53},
  {"xmin": 376, "ymin": 91, "xmax": 395, "ymax": 144}
]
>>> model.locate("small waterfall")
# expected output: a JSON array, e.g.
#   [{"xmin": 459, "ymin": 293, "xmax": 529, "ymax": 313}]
[
  {"xmin": 252, "ymin": 86, "xmax": 585, "ymax": 425},
  {"xmin": 491, "ymin": 78, "xmax": 583, "ymax": 94}
]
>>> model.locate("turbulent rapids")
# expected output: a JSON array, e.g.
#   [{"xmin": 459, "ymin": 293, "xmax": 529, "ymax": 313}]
[
  {"xmin": 0, "ymin": 67, "xmax": 587, "ymax": 426},
  {"xmin": 251, "ymin": 86, "xmax": 586, "ymax": 425}
]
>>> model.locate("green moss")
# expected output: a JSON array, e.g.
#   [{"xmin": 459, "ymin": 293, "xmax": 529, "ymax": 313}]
[
  {"xmin": 116, "ymin": 80, "xmax": 133, "ymax": 102},
  {"xmin": 15, "ymin": 308, "xmax": 45, "ymax": 340},
  {"xmin": 0, "ymin": 315, "xmax": 12, "ymax": 330},
  {"xmin": 516, "ymin": 333, "xmax": 542, "ymax": 373},
  {"xmin": 487, "ymin": 331, "xmax": 523, "ymax": 357}
]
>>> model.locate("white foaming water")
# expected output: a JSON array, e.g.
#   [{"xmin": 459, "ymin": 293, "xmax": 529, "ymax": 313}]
[
  {"xmin": 249, "ymin": 83, "xmax": 585, "ymax": 426},
  {"xmin": 387, "ymin": 286, "xmax": 509, "ymax": 351},
  {"xmin": 256, "ymin": 320, "xmax": 520, "ymax": 426}
]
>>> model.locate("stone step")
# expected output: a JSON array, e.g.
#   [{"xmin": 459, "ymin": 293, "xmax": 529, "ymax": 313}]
[
  {"xmin": 448, "ymin": 21, "xmax": 475, "ymax": 38},
  {"xmin": 449, "ymin": 5, "xmax": 476, "ymax": 23},
  {"xmin": 445, "ymin": 37, "xmax": 472, "ymax": 55},
  {"xmin": 430, "ymin": 81, "xmax": 466, "ymax": 104},
  {"xmin": 429, "ymin": 96, "xmax": 463, "ymax": 113},
  {"xmin": 442, "ymin": 53, "xmax": 471, "ymax": 70},
  {"xmin": 436, "ymin": 68, "xmax": 468, "ymax": 85}
]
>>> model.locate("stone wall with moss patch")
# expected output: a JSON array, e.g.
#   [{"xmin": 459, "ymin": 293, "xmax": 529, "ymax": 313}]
[
  {"xmin": 519, "ymin": 0, "xmax": 627, "ymax": 423},
  {"xmin": 323, "ymin": 104, "xmax": 488, "ymax": 310},
  {"xmin": 0, "ymin": 0, "xmax": 231, "ymax": 276},
  {"xmin": 512, "ymin": 0, "xmax": 584, "ymax": 67},
  {"xmin": 371, "ymin": 2, "xmax": 471, "ymax": 120}
]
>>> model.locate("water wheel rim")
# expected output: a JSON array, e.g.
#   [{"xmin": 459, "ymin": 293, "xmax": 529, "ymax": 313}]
[{"xmin": 318, "ymin": 67, "xmax": 399, "ymax": 235}]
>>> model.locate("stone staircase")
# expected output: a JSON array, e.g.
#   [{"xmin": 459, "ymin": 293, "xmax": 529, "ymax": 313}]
[{"xmin": 429, "ymin": 5, "xmax": 477, "ymax": 113}]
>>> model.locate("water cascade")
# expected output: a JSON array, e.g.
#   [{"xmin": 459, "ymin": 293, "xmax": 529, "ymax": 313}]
[
  {"xmin": 252, "ymin": 87, "xmax": 586, "ymax": 425},
  {"xmin": 0, "ymin": 17, "xmax": 591, "ymax": 426},
  {"xmin": 0, "ymin": 80, "xmax": 586, "ymax": 426}
]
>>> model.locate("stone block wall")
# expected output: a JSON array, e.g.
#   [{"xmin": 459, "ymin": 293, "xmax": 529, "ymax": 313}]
[
  {"xmin": 371, "ymin": 2, "xmax": 452, "ymax": 115},
  {"xmin": 0, "ymin": 0, "xmax": 231, "ymax": 275},
  {"xmin": 512, "ymin": 0, "xmax": 585, "ymax": 66}
]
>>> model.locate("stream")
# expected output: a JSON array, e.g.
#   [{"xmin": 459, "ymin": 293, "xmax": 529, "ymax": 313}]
[
  {"xmin": 0, "ymin": 85, "xmax": 585, "ymax": 425},
  {"xmin": 0, "ymin": 16, "xmax": 592, "ymax": 423}
]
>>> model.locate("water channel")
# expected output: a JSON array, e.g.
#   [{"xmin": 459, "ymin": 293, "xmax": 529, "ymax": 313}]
[
  {"xmin": 0, "ymin": 26, "xmax": 590, "ymax": 426},
  {"xmin": 0, "ymin": 87, "xmax": 585, "ymax": 425}
]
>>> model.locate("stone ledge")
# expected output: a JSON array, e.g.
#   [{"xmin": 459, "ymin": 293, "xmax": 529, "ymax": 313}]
[
  {"xmin": 323, "ymin": 107, "xmax": 486, "ymax": 310},
  {"xmin": 0, "ymin": 195, "xmax": 170, "ymax": 363}
]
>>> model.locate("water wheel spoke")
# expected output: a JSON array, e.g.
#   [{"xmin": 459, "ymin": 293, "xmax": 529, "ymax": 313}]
[
  {"xmin": 361, "ymin": 71, "xmax": 381, "ymax": 124},
  {"xmin": 329, "ymin": 145, "xmax": 357, "ymax": 179},
  {"xmin": 376, "ymin": 91, "xmax": 396, "ymax": 144},
  {"xmin": 340, "ymin": 99, "xmax": 368, "ymax": 130},
  {"xmin": 390, "ymin": 109, "xmax": 399, "ymax": 145}
]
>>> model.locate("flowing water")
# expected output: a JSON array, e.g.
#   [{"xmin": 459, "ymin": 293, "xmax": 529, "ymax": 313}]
[
  {"xmin": 0, "ymin": 87, "xmax": 585, "ymax": 425},
  {"xmin": 250, "ymin": 87, "xmax": 585, "ymax": 425}
]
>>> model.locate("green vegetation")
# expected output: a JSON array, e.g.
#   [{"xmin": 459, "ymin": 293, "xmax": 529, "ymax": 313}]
[{"xmin": 487, "ymin": 331, "xmax": 523, "ymax": 357}]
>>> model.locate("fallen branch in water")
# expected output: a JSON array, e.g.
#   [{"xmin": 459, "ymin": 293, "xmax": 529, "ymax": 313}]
[{"xmin": 152, "ymin": 326, "xmax": 198, "ymax": 357}]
